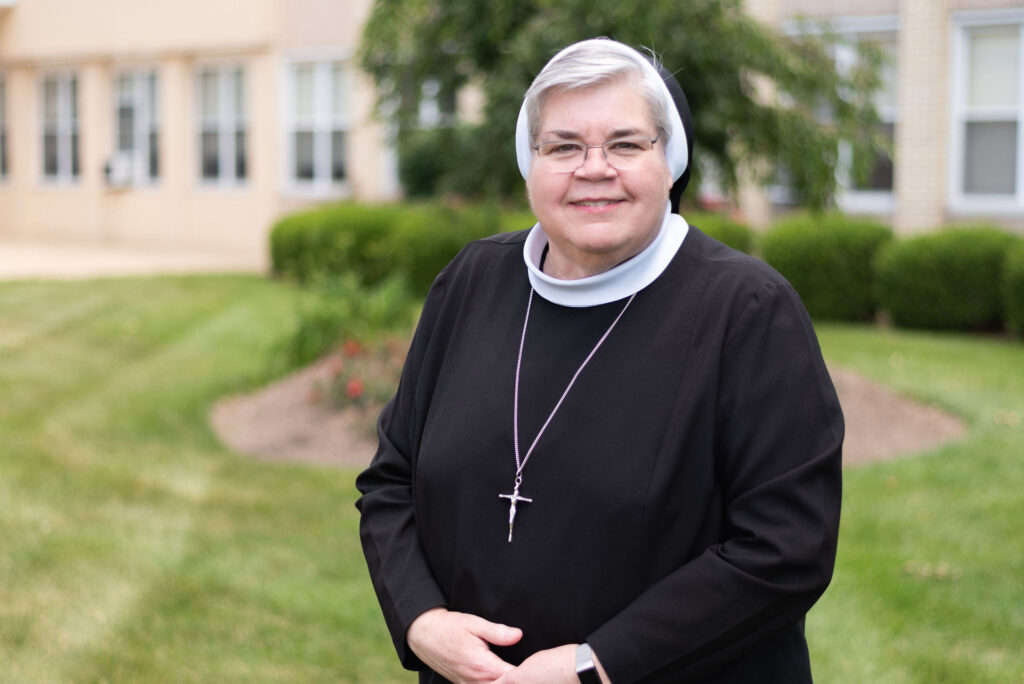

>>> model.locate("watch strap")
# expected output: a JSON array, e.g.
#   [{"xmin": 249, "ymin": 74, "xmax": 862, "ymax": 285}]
[{"xmin": 575, "ymin": 643, "xmax": 601, "ymax": 684}]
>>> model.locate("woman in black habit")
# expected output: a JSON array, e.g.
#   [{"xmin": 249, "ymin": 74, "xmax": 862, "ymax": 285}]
[{"xmin": 356, "ymin": 38, "xmax": 843, "ymax": 683}]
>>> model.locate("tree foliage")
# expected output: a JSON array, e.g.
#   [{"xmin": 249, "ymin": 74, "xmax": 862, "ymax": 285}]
[{"xmin": 360, "ymin": 0, "xmax": 885, "ymax": 208}]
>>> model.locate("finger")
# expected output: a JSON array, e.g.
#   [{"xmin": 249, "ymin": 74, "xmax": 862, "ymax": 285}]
[
  {"xmin": 466, "ymin": 616, "xmax": 523, "ymax": 647},
  {"xmin": 442, "ymin": 649, "xmax": 515, "ymax": 684}
]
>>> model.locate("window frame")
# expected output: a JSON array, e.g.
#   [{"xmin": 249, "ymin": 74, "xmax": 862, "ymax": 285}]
[
  {"xmin": 195, "ymin": 62, "xmax": 248, "ymax": 188},
  {"xmin": 771, "ymin": 15, "xmax": 900, "ymax": 214},
  {"xmin": 949, "ymin": 9, "xmax": 1024, "ymax": 215},
  {"xmin": 281, "ymin": 53, "xmax": 352, "ymax": 197},
  {"xmin": 111, "ymin": 67, "xmax": 160, "ymax": 187},
  {"xmin": 834, "ymin": 25, "xmax": 899, "ymax": 215},
  {"xmin": 39, "ymin": 70, "xmax": 80, "ymax": 184}
]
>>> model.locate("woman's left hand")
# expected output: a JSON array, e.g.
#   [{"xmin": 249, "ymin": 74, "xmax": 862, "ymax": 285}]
[
  {"xmin": 493, "ymin": 644, "xmax": 610, "ymax": 684},
  {"xmin": 491, "ymin": 644, "xmax": 575, "ymax": 684}
]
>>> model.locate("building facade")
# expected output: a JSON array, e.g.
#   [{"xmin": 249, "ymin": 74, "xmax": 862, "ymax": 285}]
[
  {"xmin": 3, "ymin": 1, "xmax": 1024, "ymax": 259},
  {"xmin": 746, "ymin": 0, "xmax": 1024, "ymax": 233},
  {"xmin": 0, "ymin": 0, "xmax": 398, "ymax": 264}
]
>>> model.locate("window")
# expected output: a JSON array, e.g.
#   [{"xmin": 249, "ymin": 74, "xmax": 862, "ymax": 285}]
[
  {"xmin": 41, "ymin": 73, "xmax": 79, "ymax": 182},
  {"xmin": 769, "ymin": 18, "xmax": 899, "ymax": 212},
  {"xmin": 959, "ymin": 24, "xmax": 1018, "ymax": 197},
  {"xmin": 197, "ymin": 65, "xmax": 247, "ymax": 184},
  {"xmin": 848, "ymin": 35, "xmax": 897, "ymax": 193},
  {"xmin": 286, "ymin": 60, "xmax": 348, "ymax": 190},
  {"xmin": 113, "ymin": 70, "xmax": 159, "ymax": 184},
  {"xmin": 835, "ymin": 30, "xmax": 899, "ymax": 212},
  {"xmin": 0, "ymin": 75, "xmax": 7, "ymax": 180}
]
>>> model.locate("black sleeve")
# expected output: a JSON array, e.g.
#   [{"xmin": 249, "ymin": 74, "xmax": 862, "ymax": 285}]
[
  {"xmin": 587, "ymin": 280, "xmax": 844, "ymax": 683},
  {"xmin": 354, "ymin": 270, "xmax": 451, "ymax": 671}
]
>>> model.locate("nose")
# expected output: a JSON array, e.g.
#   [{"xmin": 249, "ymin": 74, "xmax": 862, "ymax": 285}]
[{"xmin": 574, "ymin": 145, "xmax": 616, "ymax": 177}]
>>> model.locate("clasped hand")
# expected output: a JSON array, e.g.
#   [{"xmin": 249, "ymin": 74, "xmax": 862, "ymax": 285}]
[{"xmin": 407, "ymin": 607, "xmax": 603, "ymax": 684}]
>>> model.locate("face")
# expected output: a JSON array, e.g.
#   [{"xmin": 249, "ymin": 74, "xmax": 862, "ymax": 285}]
[{"xmin": 526, "ymin": 78, "xmax": 673, "ymax": 279}]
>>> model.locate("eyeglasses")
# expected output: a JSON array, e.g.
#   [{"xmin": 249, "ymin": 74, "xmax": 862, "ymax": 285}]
[{"xmin": 532, "ymin": 132, "xmax": 662, "ymax": 173}]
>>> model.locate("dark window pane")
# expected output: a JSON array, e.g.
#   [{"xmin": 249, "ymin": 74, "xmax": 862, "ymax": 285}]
[
  {"xmin": 294, "ymin": 130, "xmax": 314, "ymax": 180},
  {"xmin": 235, "ymin": 129, "xmax": 247, "ymax": 180},
  {"xmin": 71, "ymin": 130, "xmax": 80, "ymax": 177},
  {"xmin": 43, "ymin": 131, "xmax": 58, "ymax": 176},
  {"xmin": 149, "ymin": 132, "xmax": 159, "ymax": 179},
  {"xmin": 331, "ymin": 130, "xmax": 346, "ymax": 181},
  {"xmin": 201, "ymin": 129, "xmax": 219, "ymax": 179},
  {"xmin": 118, "ymin": 105, "xmax": 134, "ymax": 152},
  {"xmin": 853, "ymin": 122, "xmax": 894, "ymax": 191},
  {"xmin": 964, "ymin": 121, "xmax": 1017, "ymax": 195}
]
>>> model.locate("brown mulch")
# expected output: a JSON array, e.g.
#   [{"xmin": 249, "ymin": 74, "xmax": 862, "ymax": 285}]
[{"xmin": 209, "ymin": 357, "xmax": 966, "ymax": 469}]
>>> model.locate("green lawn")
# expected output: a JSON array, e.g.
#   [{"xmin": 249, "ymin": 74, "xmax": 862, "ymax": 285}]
[
  {"xmin": 809, "ymin": 324, "xmax": 1024, "ymax": 683},
  {"xmin": 0, "ymin": 276, "xmax": 408, "ymax": 683},
  {"xmin": 1, "ymin": 277, "xmax": 1021, "ymax": 682}
]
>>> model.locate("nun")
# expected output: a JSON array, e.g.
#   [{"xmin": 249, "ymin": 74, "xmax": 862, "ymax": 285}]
[{"xmin": 357, "ymin": 37, "xmax": 843, "ymax": 684}]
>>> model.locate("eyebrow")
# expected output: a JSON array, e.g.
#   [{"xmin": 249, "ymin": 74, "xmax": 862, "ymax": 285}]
[{"xmin": 544, "ymin": 127, "xmax": 645, "ymax": 140}]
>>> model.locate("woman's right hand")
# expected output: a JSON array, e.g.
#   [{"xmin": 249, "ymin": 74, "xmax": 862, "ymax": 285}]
[{"xmin": 406, "ymin": 607, "xmax": 523, "ymax": 683}]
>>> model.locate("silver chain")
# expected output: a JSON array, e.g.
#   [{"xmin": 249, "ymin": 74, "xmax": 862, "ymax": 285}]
[{"xmin": 512, "ymin": 288, "xmax": 637, "ymax": 480}]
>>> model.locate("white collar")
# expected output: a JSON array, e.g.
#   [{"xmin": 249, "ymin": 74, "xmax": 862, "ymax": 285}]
[{"xmin": 522, "ymin": 201, "xmax": 688, "ymax": 307}]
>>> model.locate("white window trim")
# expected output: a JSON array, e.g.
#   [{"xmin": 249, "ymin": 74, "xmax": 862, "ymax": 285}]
[
  {"xmin": 195, "ymin": 62, "xmax": 248, "ymax": 188},
  {"xmin": 111, "ymin": 67, "xmax": 160, "ymax": 187},
  {"xmin": 280, "ymin": 51, "xmax": 352, "ymax": 198},
  {"xmin": 39, "ymin": 70, "xmax": 79, "ymax": 185},
  {"xmin": 949, "ymin": 10, "xmax": 1024, "ymax": 215}
]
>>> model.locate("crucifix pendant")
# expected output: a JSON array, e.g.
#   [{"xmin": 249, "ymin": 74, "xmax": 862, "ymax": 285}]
[{"xmin": 498, "ymin": 481, "xmax": 533, "ymax": 543}]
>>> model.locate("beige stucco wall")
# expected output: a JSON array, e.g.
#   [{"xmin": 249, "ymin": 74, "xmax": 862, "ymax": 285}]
[
  {"xmin": 0, "ymin": 0, "xmax": 397, "ymax": 259},
  {"xmin": 0, "ymin": 49, "xmax": 279, "ymax": 262},
  {"xmin": 0, "ymin": 0, "xmax": 274, "ymax": 60},
  {"xmin": 770, "ymin": 0, "xmax": 898, "ymax": 19},
  {"xmin": 893, "ymin": 0, "xmax": 950, "ymax": 232}
]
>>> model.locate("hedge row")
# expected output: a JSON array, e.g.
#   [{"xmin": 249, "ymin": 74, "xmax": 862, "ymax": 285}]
[
  {"xmin": 270, "ymin": 203, "xmax": 499, "ymax": 295},
  {"xmin": 271, "ymin": 202, "xmax": 1023, "ymax": 335},
  {"xmin": 687, "ymin": 211, "xmax": 756, "ymax": 254},
  {"xmin": 875, "ymin": 226, "xmax": 1020, "ymax": 331},
  {"xmin": 1000, "ymin": 240, "xmax": 1024, "ymax": 336},
  {"xmin": 760, "ymin": 217, "xmax": 1023, "ymax": 333},
  {"xmin": 760, "ymin": 214, "xmax": 893, "ymax": 321}
]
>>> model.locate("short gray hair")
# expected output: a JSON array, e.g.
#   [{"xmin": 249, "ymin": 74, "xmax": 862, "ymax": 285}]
[{"xmin": 524, "ymin": 39, "xmax": 672, "ymax": 146}]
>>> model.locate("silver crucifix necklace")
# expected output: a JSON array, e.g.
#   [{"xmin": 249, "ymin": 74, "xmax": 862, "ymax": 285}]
[{"xmin": 501, "ymin": 287, "xmax": 636, "ymax": 542}]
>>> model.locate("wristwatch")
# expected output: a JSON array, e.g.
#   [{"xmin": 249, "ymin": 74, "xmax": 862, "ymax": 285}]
[{"xmin": 575, "ymin": 643, "xmax": 602, "ymax": 684}]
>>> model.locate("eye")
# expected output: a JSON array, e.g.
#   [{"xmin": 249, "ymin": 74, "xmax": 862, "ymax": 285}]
[
  {"xmin": 541, "ymin": 142, "xmax": 583, "ymax": 157},
  {"xmin": 607, "ymin": 139, "xmax": 645, "ymax": 153}
]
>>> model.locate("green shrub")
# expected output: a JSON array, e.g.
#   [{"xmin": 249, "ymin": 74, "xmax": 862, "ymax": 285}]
[
  {"xmin": 498, "ymin": 209, "xmax": 537, "ymax": 234},
  {"xmin": 686, "ymin": 211, "xmax": 756, "ymax": 254},
  {"xmin": 760, "ymin": 213, "xmax": 893, "ymax": 321},
  {"xmin": 269, "ymin": 202, "xmax": 499, "ymax": 295},
  {"xmin": 876, "ymin": 225, "xmax": 1020, "ymax": 331},
  {"xmin": 278, "ymin": 274, "xmax": 418, "ymax": 368},
  {"xmin": 1002, "ymin": 240, "xmax": 1024, "ymax": 336},
  {"xmin": 397, "ymin": 124, "xmax": 524, "ymax": 199}
]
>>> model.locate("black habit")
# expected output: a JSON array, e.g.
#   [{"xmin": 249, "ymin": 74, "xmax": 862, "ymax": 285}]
[{"xmin": 356, "ymin": 225, "xmax": 844, "ymax": 683}]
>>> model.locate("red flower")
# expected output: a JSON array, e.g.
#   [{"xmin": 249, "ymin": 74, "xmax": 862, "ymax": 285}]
[
  {"xmin": 343, "ymin": 340, "xmax": 362, "ymax": 358},
  {"xmin": 346, "ymin": 378, "xmax": 365, "ymax": 400}
]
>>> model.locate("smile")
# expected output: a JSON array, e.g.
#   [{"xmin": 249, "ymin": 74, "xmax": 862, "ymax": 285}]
[{"xmin": 570, "ymin": 200, "xmax": 624, "ymax": 211}]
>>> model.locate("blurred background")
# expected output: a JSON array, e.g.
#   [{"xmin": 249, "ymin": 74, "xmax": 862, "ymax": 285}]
[{"xmin": 1, "ymin": 0, "xmax": 1022, "ymax": 682}]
